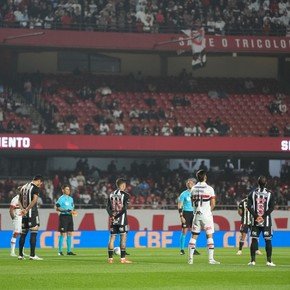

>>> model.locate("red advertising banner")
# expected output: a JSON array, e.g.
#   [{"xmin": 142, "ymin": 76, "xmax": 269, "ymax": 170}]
[
  {"xmin": 1, "ymin": 28, "xmax": 290, "ymax": 53},
  {"xmin": 0, "ymin": 134, "xmax": 289, "ymax": 152}
]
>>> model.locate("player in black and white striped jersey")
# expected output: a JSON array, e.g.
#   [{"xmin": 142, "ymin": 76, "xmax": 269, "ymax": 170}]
[
  {"xmin": 247, "ymin": 176, "xmax": 276, "ymax": 267},
  {"xmin": 236, "ymin": 197, "xmax": 261, "ymax": 256},
  {"xmin": 18, "ymin": 175, "xmax": 44, "ymax": 261},
  {"xmin": 106, "ymin": 178, "xmax": 132, "ymax": 264}
]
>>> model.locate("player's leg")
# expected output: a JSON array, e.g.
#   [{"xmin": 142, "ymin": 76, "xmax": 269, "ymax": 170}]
[
  {"xmin": 120, "ymin": 232, "xmax": 127, "ymax": 257},
  {"xmin": 180, "ymin": 212, "xmax": 190, "ymax": 254},
  {"xmin": 29, "ymin": 226, "xmax": 39, "ymax": 257},
  {"xmin": 67, "ymin": 232, "xmax": 76, "ymax": 255},
  {"xmin": 58, "ymin": 215, "xmax": 65, "ymax": 255},
  {"xmin": 188, "ymin": 233, "xmax": 198, "ymax": 264},
  {"xmin": 204, "ymin": 217, "xmax": 220, "ymax": 264},
  {"xmin": 66, "ymin": 215, "xmax": 76, "ymax": 255},
  {"xmin": 108, "ymin": 231, "xmax": 116, "ymax": 263},
  {"xmin": 119, "ymin": 226, "xmax": 132, "ymax": 263},
  {"xmin": 11, "ymin": 217, "xmax": 21, "ymax": 256},
  {"xmin": 179, "ymin": 226, "xmax": 187, "ymax": 255},
  {"xmin": 188, "ymin": 212, "xmax": 200, "ymax": 255},
  {"xmin": 58, "ymin": 233, "xmax": 65, "ymax": 255},
  {"xmin": 249, "ymin": 238, "xmax": 258, "ymax": 265},
  {"xmin": 10, "ymin": 231, "xmax": 19, "ymax": 256},
  {"xmin": 263, "ymin": 227, "xmax": 275, "ymax": 266},
  {"xmin": 188, "ymin": 214, "xmax": 200, "ymax": 263},
  {"xmin": 206, "ymin": 233, "xmax": 220, "ymax": 264},
  {"xmin": 18, "ymin": 218, "xmax": 28, "ymax": 259},
  {"xmin": 248, "ymin": 226, "xmax": 260, "ymax": 265},
  {"xmin": 237, "ymin": 225, "xmax": 247, "ymax": 255},
  {"xmin": 29, "ymin": 215, "xmax": 43, "ymax": 260}
]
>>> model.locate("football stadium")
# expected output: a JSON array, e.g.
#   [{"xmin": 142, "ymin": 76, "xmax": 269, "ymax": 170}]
[{"xmin": 0, "ymin": 0, "xmax": 290, "ymax": 289}]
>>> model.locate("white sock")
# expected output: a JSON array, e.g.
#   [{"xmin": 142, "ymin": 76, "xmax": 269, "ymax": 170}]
[
  {"xmin": 188, "ymin": 238, "xmax": 196, "ymax": 259},
  {"xmin": 208, "ymin": 248, "xmax": 214, "ymax": 261},
  {"xmin": 10, "ymin": 237, "xmax": 16, "ymax": 253},
  {"xmin": 207, "ymin": 238, "xmax": 214, "ymax": 261}
]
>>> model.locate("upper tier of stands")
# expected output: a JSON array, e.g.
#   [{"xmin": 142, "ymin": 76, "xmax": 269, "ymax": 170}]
[
  {"xmin": 0, "ymin": 0, "xmax": 289, "ymax": 35},
  {"xmin": 0, "ymin": 74, "xmax": 289, "ymax": 137}
]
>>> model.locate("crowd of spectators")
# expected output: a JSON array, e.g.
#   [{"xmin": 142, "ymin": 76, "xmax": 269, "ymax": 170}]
[
  {"xmin": 0, "ymin": 0, "xmax": 290, "ymax": 35},
  {"xmin": 0, "ymin": 158, "xmax": 290, "ymax": 209},
  {"xmin": 0, "ymin": 72, "xmax": 289, "ymax": 137}
]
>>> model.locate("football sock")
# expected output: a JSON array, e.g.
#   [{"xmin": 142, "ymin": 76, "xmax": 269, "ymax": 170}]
[
  {"xmin": 30, "ymin": 232, "xmax": 37, "ymax": 257},
  {"xmin": 265, "ymin": 239, "xmax": 272, "ymax": 262},
  {"xmin": 58, "ymin": 235, "xmax": 64, "ymax": 253},
  {"xmin": 180, "ymin": 233, "xmax": 186, "ymax": 250},
  {"xmin": 11, "ymin": 237, "xmax": 16, "ymax": 253},
  {"xmin": 250, "ymin": 238, "xmax": 258, "ymax": 262},
  {"xmin": 239, "ymin": 240, "xmax": 244, "ymax": 251},
  {"xmin": 108, "ymin": 249, "xmax": 113, "ymax": 258},
  {"xmin": 19, "ymin": 232, "xmax": 27, "ymax": 256},
  {"xmin": 207, "ymin": 238, "xmax": 214, "ymax": 260},
  {"xmin": 121, "ymin": 249, "xmax": 126, "ymax": 259},
  {"xmin": 67, "ymin": 235, "xmax": 72, "ymax": 253},
  {"xmin": 188, "ymin": 238, "xmax": 196, "ymax": 258}
]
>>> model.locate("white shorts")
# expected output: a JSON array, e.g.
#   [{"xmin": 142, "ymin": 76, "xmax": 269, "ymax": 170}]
[
  {"xmin": 192, "ymin": 213, "xmax": 214, "ymax": 235},
  {"xmin": 12, "ymin": 217, "xmax": 22, "ymax": 233}
]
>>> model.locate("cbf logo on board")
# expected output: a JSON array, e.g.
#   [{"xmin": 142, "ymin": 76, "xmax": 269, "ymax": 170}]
[{"xmin": 0, "ymin": 137, "xmax": 30, "ymax": 148}]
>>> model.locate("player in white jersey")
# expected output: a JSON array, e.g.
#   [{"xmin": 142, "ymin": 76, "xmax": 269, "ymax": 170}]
[
  {"xmin": 9, "ymin": 191, "xmax": 24, "ymax": 257},
  {"xmin": 188, "ymin": 170, "xmax": 220, "ymax": 265}
]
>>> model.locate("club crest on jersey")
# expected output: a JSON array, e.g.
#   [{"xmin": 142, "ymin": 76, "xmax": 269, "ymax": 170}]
[{"xmin": 256, "ymin": 197, "xmax": 266, "ymax": 203}]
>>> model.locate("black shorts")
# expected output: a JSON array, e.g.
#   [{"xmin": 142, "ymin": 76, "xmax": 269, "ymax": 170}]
[
  {"xmin": 240, "ymin": 224, "xmax": 250, "ymax": 234},
  {"xmin": 250, "ymin": 225, "xmax": 273, "ymax": 239},
  {"xmin": 59, "ymin": 214, "xmax": 74, "ymax": 232},
  {"xmin": 110, "ymin": 224, "xmax": 129, "ymax": 235},
  {"xmin": 182, "ymin": 211, "xmax": 194, "ymax": 229},
  {"xmin": 22, "ymin": 215, "xmax": 40, "ymax": 229}
]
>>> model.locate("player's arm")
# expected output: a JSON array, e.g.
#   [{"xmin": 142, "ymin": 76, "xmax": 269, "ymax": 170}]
[
  {"xmin": 16, "ymin": 187, "xmax": 24, "ymax": 210},
  {"xmin": 9, "ymin": 205, "xmax": 15, "ymax": 219},
  {"xmin": 262, "ymin": 193, "xmax": 275, "ymax": 218},
  {"xmin": 178, "ymin": 200, "xmax": 186, "ymax": 223},
  {"xmin": 246, "ymin": 193, "xmax": 258, "ymax": 219},
  {"xmin": 238, "ymin": 202, "xmax": 243, "ymax": 216},
  {"xmin": 70, "ymin": 198, "xmax": 78, "ymax": 216},
  {"xmin": 22, "ymin": 193, "xmax": 38, "ymax": 215},
  {"xmin": 17, "ymin": 187, "xmax": 25, "ymax": 211},
  {"xmin": 114, "ymin": 193, "xmax": 129, "ymax": 219},
  {"xmin": 210, "ymin": 196, "xmax": 216, "ymax": 211},
  {"xmin": 106, "ymin": 197, "xmax": 113, "ymax": 217}
]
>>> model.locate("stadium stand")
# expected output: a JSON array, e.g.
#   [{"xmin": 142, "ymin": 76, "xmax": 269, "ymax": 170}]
[
  {"xmin": 1, "ymin": 74, "xmax": 288, "ymax": 137},
  {"xmin": 0, "ymin": 0, "xmax": 289, "ymax": 35},
  {"xmin": 0, "ymin": 158, "xmax": 289, "ymax": 209}
]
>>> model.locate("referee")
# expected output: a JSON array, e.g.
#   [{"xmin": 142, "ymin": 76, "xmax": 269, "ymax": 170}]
[
  {"xmin": 177, "ymin": 178, "xmax": 200, "ymax": 256},
  {"xmin": 56, "ymin": 184, "xmax": 77, "ymax": 256}
]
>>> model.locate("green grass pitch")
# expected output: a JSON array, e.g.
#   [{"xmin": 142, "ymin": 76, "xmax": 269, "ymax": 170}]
[{"xmin": 0, "ymin": 248, "xmax": 290, "ymax": 289}]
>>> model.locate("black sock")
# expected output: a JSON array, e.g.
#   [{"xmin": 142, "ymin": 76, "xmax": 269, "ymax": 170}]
[
  {"xmin": 239, "ymin": 240, "xmax": 244, "ymax": 251},
  {"xmin": 108, "ymin": 250, "xmax": 113, "ymax": 258},
  {"xmin": 30, "ymin": 232, "xmax": 37, "ymax": 257},
  {"xmin": 121, "ymin": 249, "xmax": 126, "ymax": 259},
  {"xmin": 250, "ymin": 238, "xmax": 258, "ymax": 262},
  {"xmin": 265, "ymin": 240, "xmax": 272, "ymax": 262},
  {"xmin": 19, "ymin": 232, "xmax": 27, "ymax": 256}
]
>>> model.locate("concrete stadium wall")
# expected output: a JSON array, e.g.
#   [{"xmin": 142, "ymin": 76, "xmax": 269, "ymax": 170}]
[
  {"xmin": 17, "ymin": 52, "xmax": 278, "ymax": 78},
  {"xmin": 167, "ymin": 56, "xmax": 278, "ymax": 78}
]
